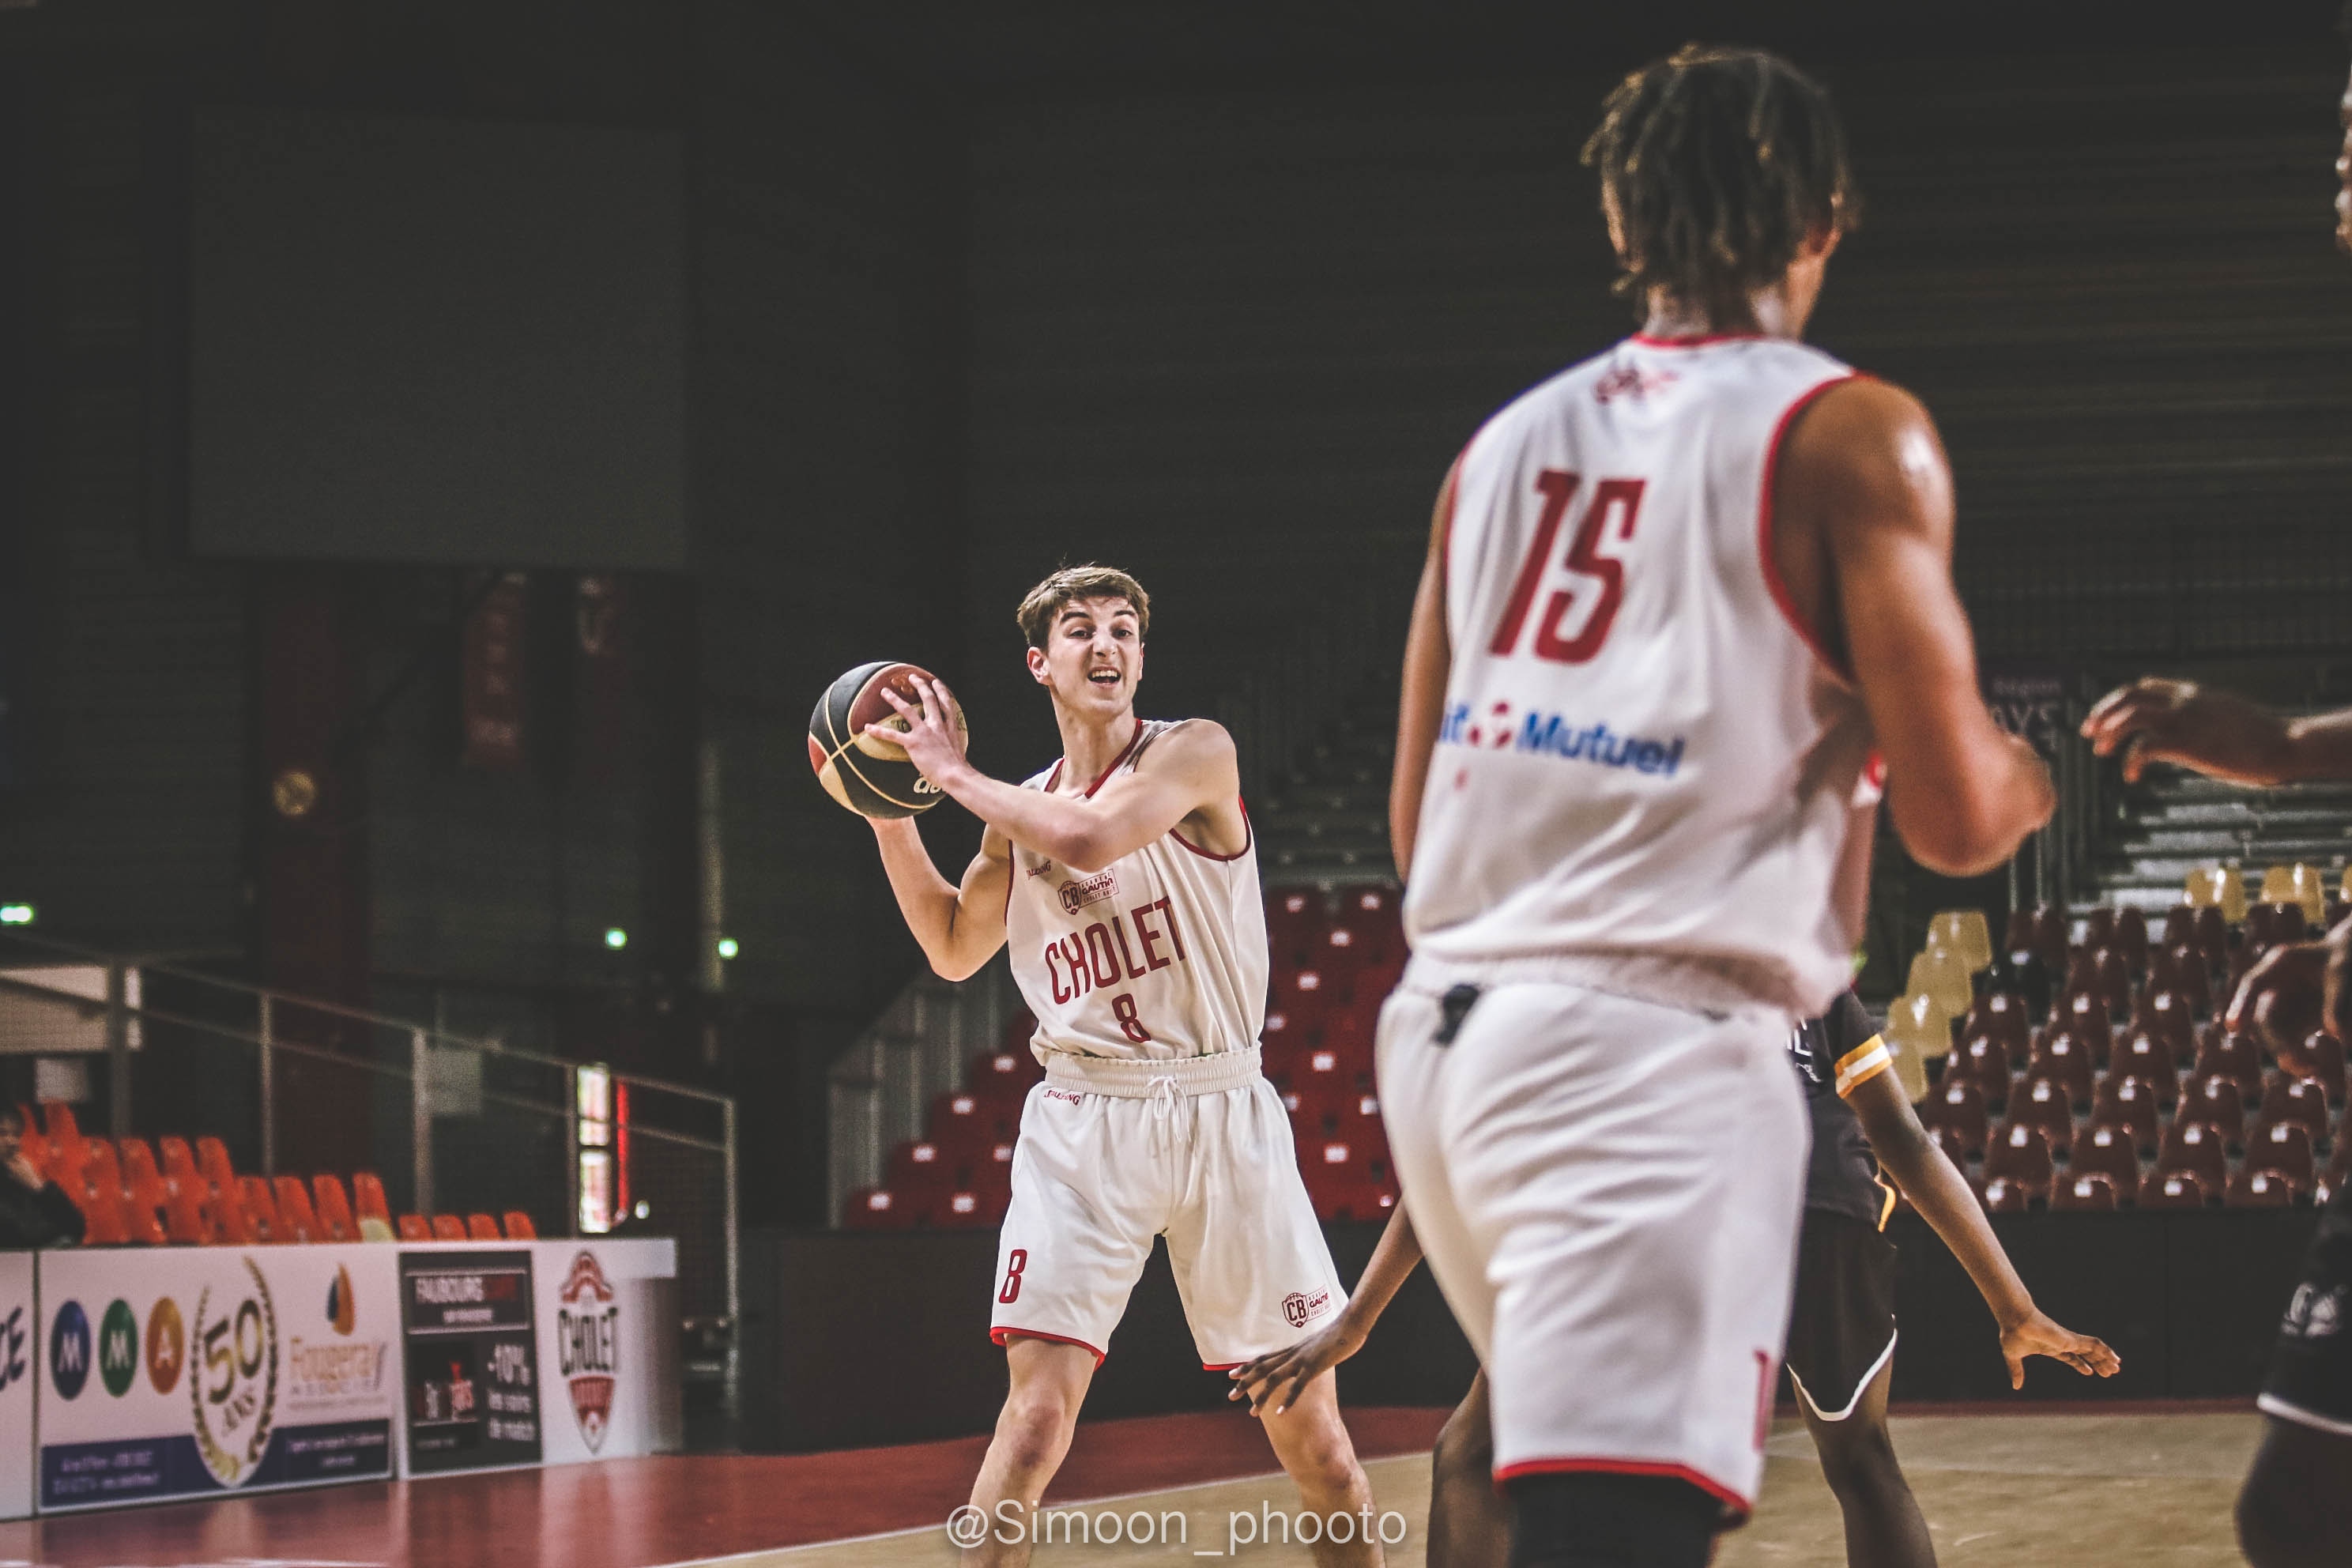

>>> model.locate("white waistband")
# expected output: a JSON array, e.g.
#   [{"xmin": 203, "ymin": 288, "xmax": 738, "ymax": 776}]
[
  {"xmin": 1400, "ymin": 949, "xmax": 1799, "ymax": 1020},
  {"xmin": 1040, "ymin": 1046, "xmax": 1262, "ymax": 1098}
]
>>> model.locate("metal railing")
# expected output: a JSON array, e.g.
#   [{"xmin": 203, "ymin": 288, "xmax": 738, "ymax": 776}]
[
  {"xmin": 827, "ymin": 952, "xmax": 1015, "ymax": 1227},
  {"xmin": 0, "ymin": 929, "xmax": 739, "ymax": 1416}
]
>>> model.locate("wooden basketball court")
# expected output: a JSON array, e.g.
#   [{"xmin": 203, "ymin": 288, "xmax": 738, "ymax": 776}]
[{"xmin": 0, "ymin": 1404, "xmax": 2260, "ymax": 1566}]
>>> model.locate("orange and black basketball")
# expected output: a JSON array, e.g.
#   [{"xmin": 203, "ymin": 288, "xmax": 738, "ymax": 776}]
[{"xmin": 808, "ymin": 661, "xmax": 968, "ymax": 819}]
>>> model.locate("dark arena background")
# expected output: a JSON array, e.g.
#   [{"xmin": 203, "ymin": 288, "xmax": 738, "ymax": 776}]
[{"xmin": 0, "ymin": 1, "xmax": 2346, "ymax": 1564}]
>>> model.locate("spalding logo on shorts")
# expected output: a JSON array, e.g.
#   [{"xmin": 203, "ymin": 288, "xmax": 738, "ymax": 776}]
[{"xmin": 1282, "ymin": 1290, "xmax": 1332, "ymax": 1329}]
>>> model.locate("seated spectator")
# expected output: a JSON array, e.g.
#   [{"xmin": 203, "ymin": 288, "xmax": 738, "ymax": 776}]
[{"xmin": 0, "ymin": 1110, "xmax": 83, "ymax": 1248}]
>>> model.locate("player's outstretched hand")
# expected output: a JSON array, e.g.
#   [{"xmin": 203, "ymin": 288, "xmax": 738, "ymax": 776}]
[
  {"xmin": 1227, "ymin": 1318, "xmax": 1364, "ymax": 1418},
  {"xmin": 871, "ymin": 676, "xmax": 969, "ymax": 781},
  {"xmin": 2226, "ymin": 924, "xmax": 2352, "ymax": 1077},
  {"xmin": 2080, "ymin": 678, "xmax": 2294, "ymax": 786},
  {"xmin": 2000, "ymin": 1310, "xmax": 2120, "ymax": 1389}
]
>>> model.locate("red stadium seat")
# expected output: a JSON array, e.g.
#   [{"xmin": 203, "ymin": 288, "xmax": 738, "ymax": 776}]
[
  {"xmin": 2137, "ymin": 1170, "xmax": 2210, "ymax": 1211},
  {"xmin": 2008, "ymin": 1078, "xmax": 2075, "ymax": 1157},
  {"xmin": 2112, "ymin": 1033, "xmax": 2178, "ymax": 1103},
  {"xmin": 2226, "ymin": 1168, "xmax": 2305, "ymax": 1208},
  {"xmin": 2091, "ymin": 946, "xmax": 2132, "ymax": 1015},
  {"xmin": 2167, "ymin": 944, "xmax": 2214, "ymax": 1014},
  {"xmin": 2070, "ymin": 1122, "xmax": 2140, "ymax": 1192},
  {"xmin": 115, "ymin": 1139, "xmax": 170, "ymax": 1246},
  {"xmin": 502, "ymin": 1210, "xmax": 538, "ymax": 1240},
  {"xmin": 2132, "ymin": 989, "xmax": 2197, "ymax": 1055},
  {"xmin": 397, "ymin": 1213, "xmax": 432, "ymax": 1242},
  {"xmin": 39, "ymin": 1102, "xmax": 84, "ymax": 1161},
  {"xmin": 1983, "ymin": 1122, "xmax": 2054, "ymax": 1200},
  {"xmin": 2299, "ymin": 1032, "xmax": 2349, "ymax": 1106},
  {"xmin": 2193, "ymin": 1031, "xmax": 2264, "ymax": 1101},
  {"xmin": 2051, "ymin": 1172, "xmax": 2119, "ymax": 1212},
  {"xmin": 1982, "ymin": 1176, "xmax": 2035, "ymax": 1213},
  {"xmin": 1930, "ymin": 1125, "xmax": 1978, "ymax": 1177},
  {"xmin": 62, "ymin": 1141, "xmax": 130, "ymax": 1246},
  {"xmin": 2053, "ymin": 991, "xmax": 2111, "ymax": 1058},
  {"xmin": 842, "ymin": 1187, "xmax": 915, "ymax": 1231},
  {"xmin": 1956, "ymin": 1034, "xmax": 2014, "ymax": 1102},
  {"xmin": 466, "ymin": 1214, "xmax": 501, "ymax": 1242},
  {"xmin": 2114, "ymin": 906, "xmax": 2150, "ymax": 971},
  {"xmin": 1920, "ymin": 1078, "xmax": 1990, "ymax": 1159},
  {"xmin": 314, "ymin": 1174, "xmax": 361, "ymax": 1242},
  {"xmin": 429, "ymin": 1215, "xmax": 468, "ymax": 1242},
  {"xmin": 272, "ymin": 1176, "xmax": 320, "ymax": 1244},
  {"xmin": 2027, "ymin": 1030, "xmax": 2096, "ymax": 1109},
  {"xmin": 1963, "ymin": 992, "xmax": 2031, "ymax": 1051},
  {"xmin": 195, "ymin": 1136, "xmax": 238, "ymax": 1200},
  {"xmin": 237, "ymin": 1176, "xmax": 285, "ymax": 1244},
  {"xmin": 2181, "ymin": 1075, "xmax": 2247, "ymax": 1150},
  {"xmin": 2161, "ymin": 904, "xmax": 2198, "ymax": 951},
  {"xmin": 2259, "ymin": 1076, "xmax": 2331, "ymax": 1144},
  {"xmin": 2247, "ymin": 1120, "xmax": 2318, "ymax": 1190},
  {"xmin": 2081, "ymin": 908, "xmax": 2117, "ymax": 953},
  {"xmin": 2157, "ymin": 1120, "xmax": 2229, "ymax": 1192}
]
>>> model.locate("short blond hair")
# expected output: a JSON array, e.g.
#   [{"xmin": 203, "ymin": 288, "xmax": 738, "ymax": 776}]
[{"xmin": 1015, "ymin": 565, "xmax": 1150, "ymax": 650}]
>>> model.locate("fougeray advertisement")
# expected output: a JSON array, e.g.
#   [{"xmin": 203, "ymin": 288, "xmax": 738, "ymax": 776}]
[{"xmin": 37, "ymin": 1247, "xmax": 398, "ymax": 1510}]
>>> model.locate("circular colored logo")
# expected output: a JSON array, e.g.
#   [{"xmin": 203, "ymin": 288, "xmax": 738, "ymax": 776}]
[
  {"xmin": 49, "ymin": 1301, "xmax": 89, "ymax": 1400},
  {"xmin": 146, "ymin": 1298, "xmax": 184, "ymax": 1395},
  {"xmin": 98, "ymin": 1299, "xmax": 137, "ymax": 1397},
  {"xmin": 191, "ymin": 1259, "xmax": 277, "ymax": 1489}
]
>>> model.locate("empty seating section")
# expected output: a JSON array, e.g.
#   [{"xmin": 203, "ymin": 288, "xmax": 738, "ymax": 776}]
[
  {"xmin": 1913, "ymin": 878, "xmax": 2352, "ymax": 1211},
  {"xmin": 16, "ymin": 1103, "xmax": 541, "ymax": 1246},
  {"xmin": 847, "ymin": 874, "xmax": 2352, "ymax": 1227},
  {"xmin": 846, "ymin": 885, "xmax": 1409, "ymax": 1228}
]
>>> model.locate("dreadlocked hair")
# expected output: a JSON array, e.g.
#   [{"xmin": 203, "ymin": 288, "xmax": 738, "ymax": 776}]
[{"xmin": 1581, "ymin": 44, "xmax": 1859, "ymax": 324}]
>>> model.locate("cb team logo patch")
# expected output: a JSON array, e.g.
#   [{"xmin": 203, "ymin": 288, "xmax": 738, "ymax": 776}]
[{"xmin": 1281, "ymin": 1289, "xmax": 1332, "ymax": 1330}]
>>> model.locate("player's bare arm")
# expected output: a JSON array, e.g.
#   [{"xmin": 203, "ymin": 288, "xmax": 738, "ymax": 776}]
[
  {"xmin": 880, "ymin": 679, "xmax": 1242, "ymax": 873},
  {"xmin": 1843, "ymin": 1068, "xmax": 2120, "ymax": 1389},
  {"xmin": 1389, "ymin": 469, "xmax": 1457, "ymax": 881},
  {"xmin": 1229, "ymin": 1207, "xmax": 1428, "ymax": 1417},
  {"xmin": 868, "ymin": 816, "xmax": 1013, "ymax": 982},
  {"xmin": 2081, "ymin": 682, "xmax": 2352, "ymax": 786},
  {"xmin": 1774, "ymin": 376, "xmax": 2054, "ymax": 875}
]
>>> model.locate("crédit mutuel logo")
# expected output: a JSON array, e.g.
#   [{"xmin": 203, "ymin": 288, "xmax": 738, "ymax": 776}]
[
  {"xmin": 556, "ymin": 1250, "xmax": 620, "ymax": 1452},
  {"xmin": 1438, "ymin": 700, "xmax": 1687, "ymax": 778}
]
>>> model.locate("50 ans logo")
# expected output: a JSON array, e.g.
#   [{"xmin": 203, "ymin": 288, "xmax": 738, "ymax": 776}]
[{"xmin": 192, "ymin": 1258, "xmax": 279, "ymax": 1487}]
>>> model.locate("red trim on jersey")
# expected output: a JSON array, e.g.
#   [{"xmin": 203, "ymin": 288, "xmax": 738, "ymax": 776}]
[
  {"xmin": 1491, "ymin": 1457, "xmax": 1751, "ymax": 1517},
  {"xmin": 1629, "ymin": 330, "xmax": 1766, "ymax": 349},
  {"xmin": 991, "ymin": 1327, "xmax": 1107, "ymax": 1364},
  {"xmin": 1171, "ymin": 796, "xmax": 1252, "ymax": 862},
  {"xmin": 1083, "ymin": 718, "xmax": 1148, "ymax": 797},
  {"xmin": 1757, "ymin": 373, "xmax": 1862, "ymax": 685},
  {"xmin": 1200, "ymin": 1361, "xmax": 1244, "ymax": 1372}
]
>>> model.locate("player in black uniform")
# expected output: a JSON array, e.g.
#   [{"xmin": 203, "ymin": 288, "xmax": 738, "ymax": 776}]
[
  {"xmin": 1231, "ymin": 989, "xmax": 2119, "ymax": 1568},
  {"xmin": 2081, "ymin": 17, "xmax": 2352, "ymax": 1562}
]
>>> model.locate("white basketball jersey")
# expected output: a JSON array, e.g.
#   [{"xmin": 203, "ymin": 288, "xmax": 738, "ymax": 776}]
[
  {"xmin": 1404, "ymin": 334, "xmax": 1875, "ymax": 1016},
  {"xmin": 1006, "ymin": 719, "xmax": 1270, "ymax": 1062}
]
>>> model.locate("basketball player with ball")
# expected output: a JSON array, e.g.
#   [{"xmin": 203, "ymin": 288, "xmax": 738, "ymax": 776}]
[{"xmin": 818, "ymin": 564, "xmax": 1385, "ymax": 1567}]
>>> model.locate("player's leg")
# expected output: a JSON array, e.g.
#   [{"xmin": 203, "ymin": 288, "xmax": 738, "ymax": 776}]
[
  {"xmin": 2237, "ymin": 1418, "xmax": 2352, "ymax": 1567},
  {"xmin": 2237, "ymin": 1182, "xmax": 2352, "ymax": 1566},
  {"xmin": 1255, "ymin": 1369, "xmax": 1385, "ymax": 1564},
  {"xmin": 971, "ymin": 1085, "xmax": 1157, "ymax": 1563},
  {"xmin": 1783, "ymin": 1208, "xmax": 1930, "ymax": 1568},
  {"xmin": 963, "ymin": 1336, "xmax": 1100, "ymax": 1566},
  {"xmin": 1171, "ymin": 1076, "xmax": 1381, "ymax": 1565},
  {"xmin": 1800, "ymin": 1355, "xmax": 1933, "ymax": 1568},
  {"xmin": 1427, "ymin": 1371, "xmax": 1511, "ymax": 1568},
  {"xmin": 1433, "ymin": 982, "xmax": 1808, "ymax": 1567}
]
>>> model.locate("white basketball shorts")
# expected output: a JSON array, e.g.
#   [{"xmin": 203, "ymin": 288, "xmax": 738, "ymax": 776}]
[
  {"xmin": 1377, "ymin": 961, "xmax": 1809, "ymax": 1519},
  {"xmin": 988, "ymin": 1045, "xmax": 1349, "ymax": 1369}
]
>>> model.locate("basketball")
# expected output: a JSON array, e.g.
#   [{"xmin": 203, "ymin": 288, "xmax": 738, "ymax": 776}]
[{"xmin": 807, "ymin": 660, "xmax": 969, "ymax": 818}]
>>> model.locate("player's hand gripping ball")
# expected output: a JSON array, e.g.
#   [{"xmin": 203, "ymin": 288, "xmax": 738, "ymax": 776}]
[{"xmin": 808, "ymin": 661, "xmax": 969, "ymax": 819}]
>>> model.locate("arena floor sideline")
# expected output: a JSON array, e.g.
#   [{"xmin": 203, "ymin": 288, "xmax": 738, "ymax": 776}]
[{"xmin": 0, "ymin": 1405, "xmax": 2261, "ymax": 1566}]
